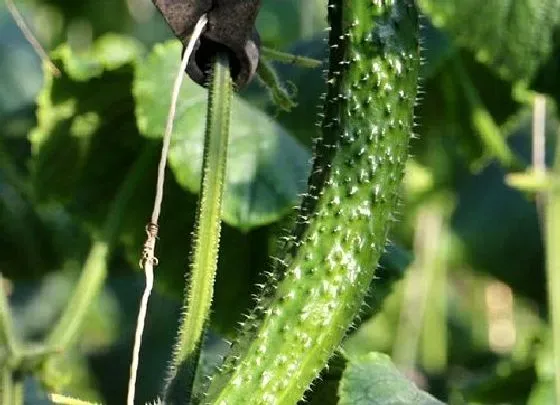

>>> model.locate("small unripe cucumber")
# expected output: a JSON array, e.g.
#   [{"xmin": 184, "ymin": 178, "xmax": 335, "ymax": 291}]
[{"xmin": 206, "ymin": 1, "xmax": 420, "ymax": 404}]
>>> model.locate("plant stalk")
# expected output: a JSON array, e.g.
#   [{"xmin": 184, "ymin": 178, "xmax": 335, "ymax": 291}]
[
  {"xmin": 393, "ymin": 199, "xmax": 447, "ymax": 370},
  {"xmin": 1, "ymin": 367, "xmax": 23, "ymax": 405},
  {"xmin": 260, "ymin": 47, "xmax": 322, "ymax": 68},
  {"xmin": 0, "ymin": 275, "xmax": 20, "ymax": 361},
  {"xmin": 2, "ymin": 367, "xmax": 12, "ymax": 405},
  {"xmin": 546, "ymin": 125, "xmax": 560, "ymax": 404},
  {"xmin": 452, "ymin": 56, "xmax": 521, "ymax": 170},
  {"xmin": 164, "ymin": 52, "xmax": 232, "ymax": 402}
]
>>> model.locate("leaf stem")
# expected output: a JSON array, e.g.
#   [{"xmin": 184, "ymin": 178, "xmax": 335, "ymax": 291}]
[
  {"xmin": 256, "ymin": 59, "xmax": 297, "ymax": 112},
  {"xmin": 0, "ymin": 275, "xmax": 20, "ymax": 360},
  {"xmin": 1, "ymin": 367, "xmax": 23, "ymax": 405},
  {"xmin": 44, "ymin": 241, "xmax": 109, "ymax": 350},
  {"xmin": 546, "ymin": 123, "xmax": 560, "ymax": 404},
  {"xmin": 261, "ymin": 47, "xmax": 322, "ymax": 68},
  {"xmin": 2, "ymin": 367, "xmax": 12, "ymax": 405},
  {"xmin": 452, "ymin": 56, "xmax": 522, "ymax": 170},
  {"xmin": 164, "ymin": 52, "xmax": 232, "ymax": 401},
  {"xmin": 393, "ymin": 198, "xmax": 448, "ymax": 370},
  {"xmin": 12, "ymin": 375, "xmax": 23, "ymax": 405},
  {"xmin": 50, "ymin": 393, "xmax": 99, "ymax": 405}
]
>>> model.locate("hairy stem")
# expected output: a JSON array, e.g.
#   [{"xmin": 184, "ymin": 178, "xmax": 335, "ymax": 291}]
[
  {"xmin": 261, "ymin": 47, "xmax": 322, "ymax": 68},
  {"xmin": 127, "ymin": 17, "xmax": 208, "ymax": 405},
  {"xmin": 256, "ymin": 59, "xmax": 297, "ymax": 112},
  {"xmin": 164, "ymin": 52, "xmax": 232, "ymax": 402}
]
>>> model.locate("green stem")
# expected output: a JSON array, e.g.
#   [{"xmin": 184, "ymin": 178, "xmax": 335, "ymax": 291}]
[
  {"xmin": 261, "ymin": 47, "xmax": 322, "ymax": 68},
  {"xmin": 256, "ymin": 59, "xmax": 297, "ymax": 112},
  {"xmin": 1, "ymin": 368, "xmax": 23, "ymax": 405},
  {"xmin": 546, "ymin": 126, "xmax": 560, "ymax": 404},
  {"xmin": 45, "ymin": 145, "xmax": 156, "ymax": 349},
  {"xmin": 12, "ymin": 374, "xmax": 23, "ymax": 405},
  {"xmin": 44, "ymin": 241, "xmax": 109, "ymax": 349},
  {"xmin": 0, "ymin": 275, "xmax": 20, "ymax": 360},
  {"xmin": 452, "ymin": 57, "xmax": 522, "ymax": 170},
  {"xmin": 2, "ymin": 367, "xmax": 12, "ymax": 405},
  {"xmin": 393, "ymin": 199, "xmax": 447, "ymax": 369},
  {"xmin": 164, "ymin": 53, "xmax": 232, "ymax": 401},
  {"xmin": 420, "ymin": 200, "xmax": 451, "ymax": 374}
]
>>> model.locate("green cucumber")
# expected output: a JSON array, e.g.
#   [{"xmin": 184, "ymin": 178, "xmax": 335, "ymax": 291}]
[{"xmin": 206, "ymin": 1, "xmax": 420, "ymax": 404}]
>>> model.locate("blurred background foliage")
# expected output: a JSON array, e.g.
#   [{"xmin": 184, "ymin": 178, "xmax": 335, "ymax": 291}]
[{"xmin": 0, "ymin": 0, "xmax": 559, "ymax": 404}]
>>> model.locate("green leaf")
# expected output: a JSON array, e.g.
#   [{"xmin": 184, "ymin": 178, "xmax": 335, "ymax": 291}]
[
  {"xmin": 527, "ymin": 331, "xmax": 558, "ymax": 405},
  {"xmin": 29, "ymin": 35, "xmax": 146, "ymax": 226},
  {"xmin": 418, "ymin": 0, "xmax": 560, "ymax": 81},
  {"xmin": 134, "ymin": 41, "xmax": 310, "ymax": 230},
  {"xmin": 0, "ymin": 181, "xmax": 60, "ymax": 279},
  {"xmin": 528, "ymin": 382, "xmax": 557, "ymax": 405},
  {"xmin": 28, "ymin": 34, "xmax": 203, "ymax": 301},
  {"xmin": 256, "ymin": 0, "xmax": 326, "ymax": 47},
  {"xmin": 338, "ymin": 353, "xmax": 445, "ymax": 405},
  {"xmin": 48, "ymin": 34, "xmax": 144, "ymax": 82},
  {"xmin": 33, "ymin": 0, "xmax": 133, "ymax": 38}
]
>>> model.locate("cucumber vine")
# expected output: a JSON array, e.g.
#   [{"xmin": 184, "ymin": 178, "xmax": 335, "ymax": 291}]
[{"xmin": 164, "ymin": 52, "xmax": 233, "ymax": 403}]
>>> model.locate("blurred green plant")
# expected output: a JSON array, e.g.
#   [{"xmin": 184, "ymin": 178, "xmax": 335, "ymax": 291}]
[{"xmin": 0, "ymin": 0, "xmax": 560, "ymax": 404}]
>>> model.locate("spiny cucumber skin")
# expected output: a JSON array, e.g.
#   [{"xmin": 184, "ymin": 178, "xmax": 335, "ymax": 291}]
[{"xmin": 206, "ymin": 1, "xmax": 420, "ymax": 404}]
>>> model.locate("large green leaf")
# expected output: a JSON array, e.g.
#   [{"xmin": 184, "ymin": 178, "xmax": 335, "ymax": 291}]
[
  {"xmin": 257, "ymin": 0, "xmax": 325, "ymax": 47},
  {"xmin": 339, "ymin": 353, "xmax": 445, "ymax": 405},
  {"xmin": 27, "ymin": 34, "xmax": 200, "ymax": 293},
  {"xmin": 134, "ymin": 41, "xmax": 310, "ymax": 230},
  {"xmin": 29, "ymin": 35, "xmax": 145, "ymax": 226},
  {"xmin": 418, "ymin": 0, "xmax": 560, "ymax": 81},
  {"xmin": 0, "ymin": 177, "xmax": 61, "ymax": 279},
  {"xmin": 33, "ymin": 0, "xmax": 133, "ymax": 38}
]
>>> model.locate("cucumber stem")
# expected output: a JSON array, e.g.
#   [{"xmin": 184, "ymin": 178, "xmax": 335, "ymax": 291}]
[{"xmin": 164, "ymin": 52, "xmax": 232, "ymax": 402}]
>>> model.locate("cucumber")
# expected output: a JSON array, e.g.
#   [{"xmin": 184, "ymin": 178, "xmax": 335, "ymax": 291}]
[{"xmin": 206, "ymin": 1, "xmax": 420, "ymax": 404}]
